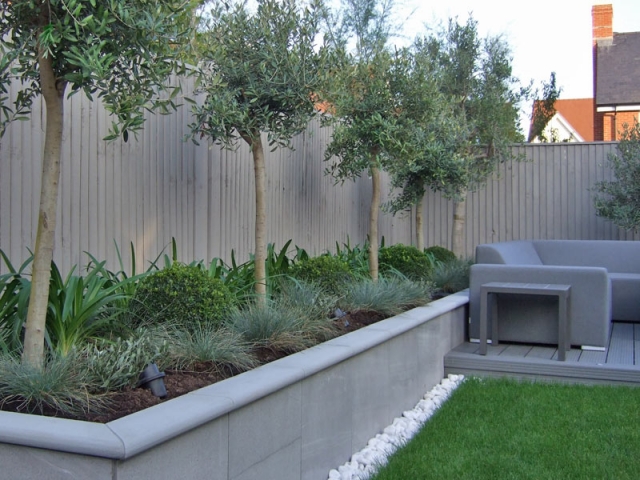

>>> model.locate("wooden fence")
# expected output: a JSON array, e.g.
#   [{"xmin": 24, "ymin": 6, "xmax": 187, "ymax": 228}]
[{"xmin": 1, "ymin": 75, "xmax": 637, "ymax": 276}]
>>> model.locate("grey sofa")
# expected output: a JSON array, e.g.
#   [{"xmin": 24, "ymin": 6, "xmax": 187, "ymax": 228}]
[{"xmin": 469, "ymin": 240, "xmax": 640, "ymax": 349}]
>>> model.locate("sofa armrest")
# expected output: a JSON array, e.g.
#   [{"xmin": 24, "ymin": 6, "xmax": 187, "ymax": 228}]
[{"xmin": 469, "ymin": 264, "xmax": 612, "ymax": 347}]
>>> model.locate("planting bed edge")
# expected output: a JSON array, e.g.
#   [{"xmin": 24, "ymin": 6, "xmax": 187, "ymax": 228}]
[{"xmin": 0, "ymin": 291, "xmax": 469, "ymax": 479}]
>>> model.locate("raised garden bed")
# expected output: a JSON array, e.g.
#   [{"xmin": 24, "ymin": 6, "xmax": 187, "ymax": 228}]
[{"xmin": 0, "ymin": 291, "xmax": 468, "ymax": 480}]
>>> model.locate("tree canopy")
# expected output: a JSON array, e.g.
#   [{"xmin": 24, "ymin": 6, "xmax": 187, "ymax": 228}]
[
  {"xmin": 593, "ymin": 122, "xmax": 640, "ymax": 231},
  {"xmin": 382, "ymin": 17, "xmax": 530, "ymax": 255},
  {"xmin": 1, "ymin": 0, "xmax": 196, "ymax": 140},
  {"xmin": 190, "ymin": 0, "xmax": 327, "ymax": 297},
  {"xmin": 322, "ymin": 0, "xmax": 413, "ymax": 280},
  {"xmin": 0, "ymin": 0, "xmax": 197, "ymax": 366}
]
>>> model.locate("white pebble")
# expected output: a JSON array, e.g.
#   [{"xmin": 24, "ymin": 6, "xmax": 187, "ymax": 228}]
[{"xmin": 327, "ymin": 375, "xmax": 464, "ymax": 480}]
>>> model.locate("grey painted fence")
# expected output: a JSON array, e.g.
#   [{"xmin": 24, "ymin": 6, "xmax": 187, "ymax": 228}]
[{"xmin": 0, "ymin": 74, "xmax": 637, "ymax": 275}]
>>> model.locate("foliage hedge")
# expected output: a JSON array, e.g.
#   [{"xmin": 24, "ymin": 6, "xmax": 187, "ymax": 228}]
[
  {"xmin": 130, "ymin": 263, "xmax": 235, "ymax": 329},
  {"xmin": 424, "ymin": 245, "xmax": 456, "ymax": 263},
  {"xmin": 378, "ymin": 244, "xmax": 433, "ymax": 281}
]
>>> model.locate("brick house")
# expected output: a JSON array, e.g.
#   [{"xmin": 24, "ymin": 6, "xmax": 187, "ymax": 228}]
[
  {"xmin": 529, "ymin": 4, "xmax": 639, "ymax": 142},
  {"xmin": 592, "ymin": 3, "xmax": 640, "ymax": 141}
]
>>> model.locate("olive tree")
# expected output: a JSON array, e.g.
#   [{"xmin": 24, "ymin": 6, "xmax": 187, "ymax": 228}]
[
  {"xmin": 420, "ymin": 18, "xmax": 527, "ymax": 256},
  {"xmin": 383, "ymin": 38, "xmax": 467, "ymax": 251},
  {"xmin": 593, "ymin": 122, "xmax": 640, "ymax": 231},
  {"xmin": 190, "ymin": 0, "xmax": 327, "ymax": 299},
  {"xmin": 0, "ymin": 0, "xmax": 197, "ymax": 367},
  {"xmin": 322, "ymin": 0, "xmax": 408, "ymax": 280}
]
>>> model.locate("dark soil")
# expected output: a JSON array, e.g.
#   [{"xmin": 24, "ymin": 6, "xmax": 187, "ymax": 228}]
[{"xmin": 1, "ymin": 310, "xmax": 389, "ymax": 423}]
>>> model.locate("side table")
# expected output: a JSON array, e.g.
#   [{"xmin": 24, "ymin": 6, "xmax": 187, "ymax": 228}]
[{"xmin": 479, "ymin": 282, "xmax": 571, "ymax": 361}]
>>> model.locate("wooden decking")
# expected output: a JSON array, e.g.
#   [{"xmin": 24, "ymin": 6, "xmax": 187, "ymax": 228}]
[{"xmin": 445, "ymin": 322, "xmax": 640, "ymax": 386}]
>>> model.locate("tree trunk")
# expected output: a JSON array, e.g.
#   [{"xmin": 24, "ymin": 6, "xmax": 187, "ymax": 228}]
[
  {"xmin": 451, "ymin": 194, "xmax": 467, "ymax": 258},
  {"xmin": 247, "ymin": 131, "xmax": 267, "ymax": 301},
  {"xmin": 22, "ymin": 50, "xmax": 67, "ymax": 367},
  {"xmin": 368, "ymin": 162, "xmax": 381, "ymax": 281},
  {"xmin": 415, "ymin": 197, "xmax": 424, "ymax": 251}
]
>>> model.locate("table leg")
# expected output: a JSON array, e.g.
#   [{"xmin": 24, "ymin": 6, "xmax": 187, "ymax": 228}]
[
  {"xmin": 480, "ymin": 288, "xmax": 488, "ymax": 355},
  {"xmin": 558, "ymin": 293, "xmax": 568, "ymax": 361},
  {"xmin": 490, "ymin": 293, "xmax": 499, "ymax": 347}
]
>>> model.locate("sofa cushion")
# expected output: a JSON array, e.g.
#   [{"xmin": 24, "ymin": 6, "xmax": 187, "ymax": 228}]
[
  {"xmin": 533, "ymin": 240, "xmax": 640, "ymax": 273},
  {"xmin": 476, "ymin": 241, "xmax": 542, "ymax": 265}
]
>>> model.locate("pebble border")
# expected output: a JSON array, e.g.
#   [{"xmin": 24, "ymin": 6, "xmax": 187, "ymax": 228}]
[{"xmin": 327, "ymin": 374, "xmax": 465, "ymax": 480}]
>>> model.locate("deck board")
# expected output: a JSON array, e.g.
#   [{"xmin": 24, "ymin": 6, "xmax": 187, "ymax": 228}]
[
  {"xmin": 444, "ymin": 321, "xmax": 640, "ymax": 386},
  {"xmin": 526, "ymin": 346, "xmax": 556, "ymax": 360},
  {"xmin": 501, "ymin": 345, "xmax": 532, "ymax": 357},
  {"xmin": 485, "ymin": 344, "xmax": 509, "ymax": 356},
  {"xmin": 578, "ymin": 350, "xmax": 607, "ymax": 364},
  {"xmin": 607, "ymin": 323, "xmax": 634, "ymax": 365},
  {"xmin": 551, "ymin": 348, "xmax": 581, "ymax": 362}
]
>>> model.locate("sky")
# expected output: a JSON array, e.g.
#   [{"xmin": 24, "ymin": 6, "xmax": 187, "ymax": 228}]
[{"xmin": 391, "ymin": 0, "xmax": 640, "ymax": 133}]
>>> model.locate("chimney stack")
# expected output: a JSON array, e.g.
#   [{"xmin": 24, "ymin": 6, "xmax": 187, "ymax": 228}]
[{"xmin": 592, "ymin": 4, "xmax": 613, "ymax": 43}]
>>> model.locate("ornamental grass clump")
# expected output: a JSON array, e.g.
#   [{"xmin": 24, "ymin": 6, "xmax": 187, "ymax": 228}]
[
  {"xmin": 129, "ymin": 263, "xmax": 235, "ymax": 330},
  {"xmin": 428, "ymin": 257, "xmax": 473, "ymax": 295},
  {"xmin": 340, "ymin": 276, "xmax": 432, "ymax": 317},
  {"xmin": 277, "ymin": 278, "xmax": 338, "ymax": 323},
  {"xmin": 0, "ymin": 354, "xmax": 104, "ymax": 416},
  {"xmin": 166, "ymin": 325, "xmax": 257, "ymax": 374},
  {"xmin": 226, "ymin": 294, "xmax": 336, "ymax": 353}
]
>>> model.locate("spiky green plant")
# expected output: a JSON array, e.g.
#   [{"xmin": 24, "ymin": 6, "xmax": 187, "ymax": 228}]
[
  {"xmin": 207, "ymin": 251, "xmax": 257, "ymax": 303},
  {"xmin": 0, "ymin": 250, "xmax": 35, "ymax": 353},
  {"xmin": 333, "ymin": 238, "xmax": 372, "ymax": 278},
  {"xmin": 84, "ymin": 241, "xmax": 155, "ymax": 302},
  {"xmin": 46, "ymin": 261, "xmax": 134, "ymax": 356}
]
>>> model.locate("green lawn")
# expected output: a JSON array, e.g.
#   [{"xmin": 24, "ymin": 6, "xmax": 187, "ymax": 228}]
[{"xmin": 372, "ymin": 377, "xmax": 640, "ymax": 480}]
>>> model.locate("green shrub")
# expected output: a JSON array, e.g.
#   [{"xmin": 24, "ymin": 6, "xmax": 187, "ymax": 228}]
[
  {"xmin": 379, "ymin": 244, "xmax": 434, "ymax": 281},
  {"xmin": 289, "ymin": 255, "xmax": 354, "ymax": 294},
  {"xmin": 424, "ymin": 245, "xmax": 456, "ymax": 263},
  {"xmin": 129, "ymin": 263, "xmax": 235, "ymax": 329}
]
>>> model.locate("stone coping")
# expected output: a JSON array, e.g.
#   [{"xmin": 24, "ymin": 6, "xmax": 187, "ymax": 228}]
[{"xmin": 0, "ymin": 291, "xmax": 469, "ymax": 459}]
